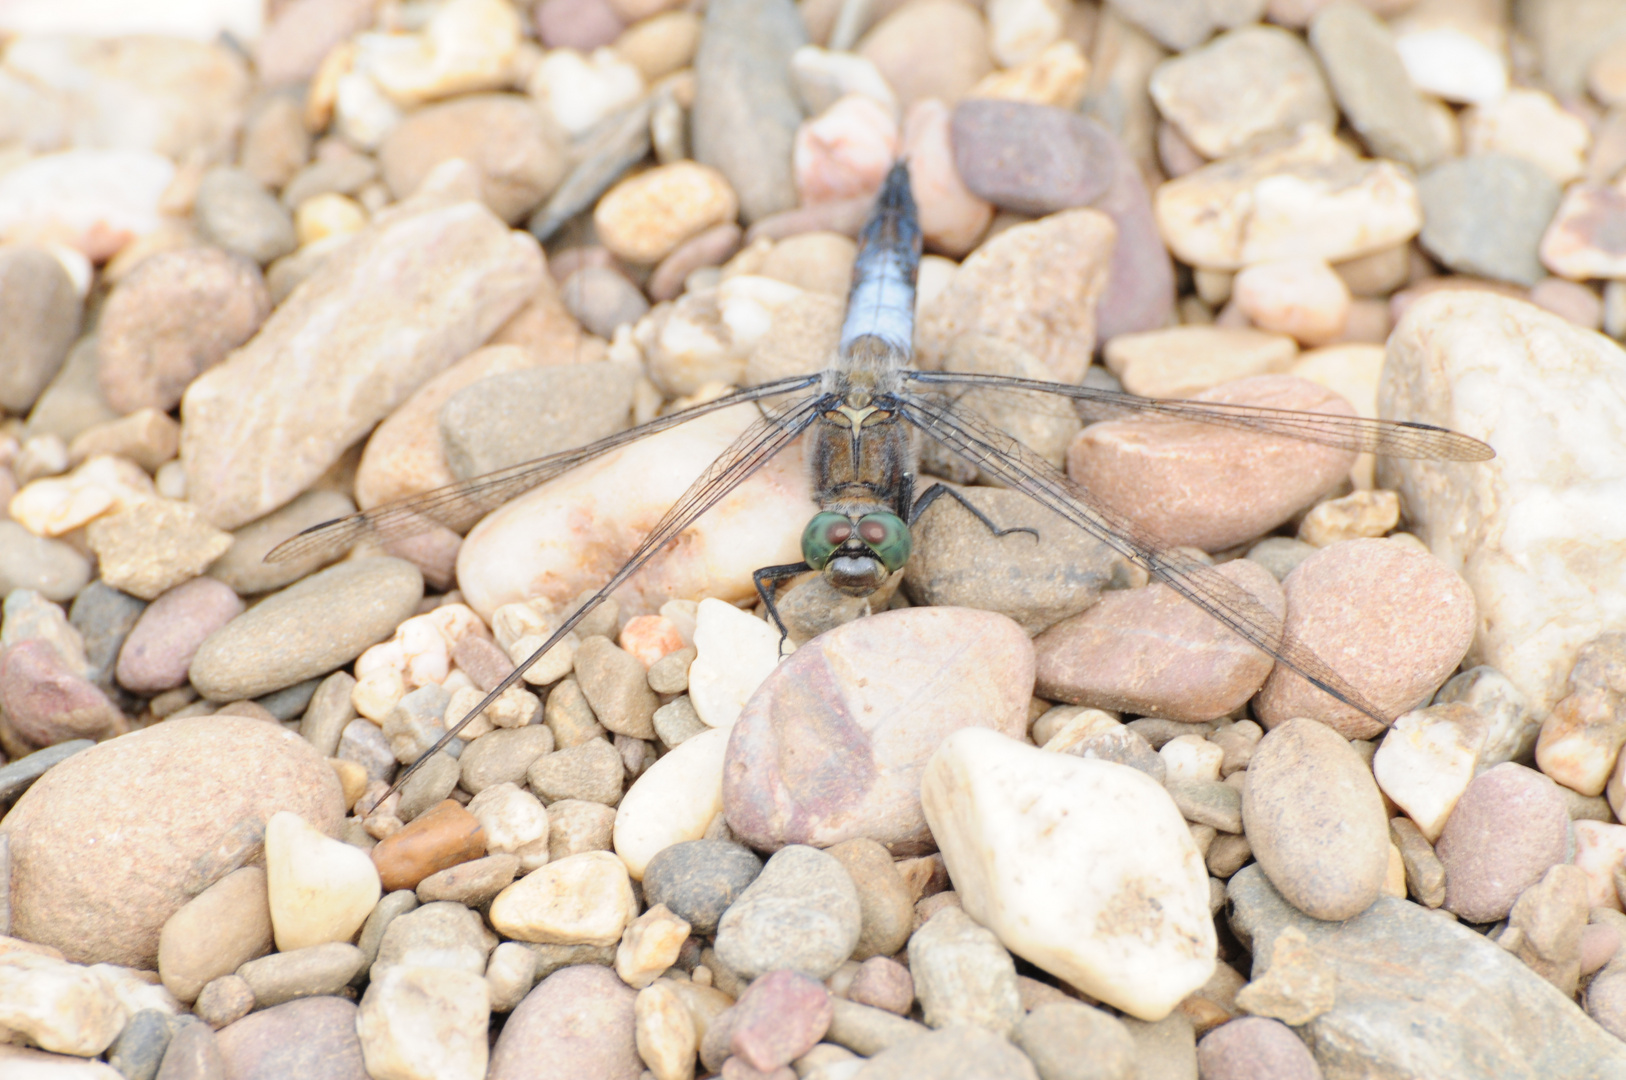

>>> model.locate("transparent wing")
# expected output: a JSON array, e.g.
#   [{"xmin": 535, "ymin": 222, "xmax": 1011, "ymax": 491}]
[
  {"xmin": 903, "ymin": 370, "xmax": 1495, "ymax": 462},
  {"xmin": 266, "ymin": 373, "xmax": 825, "ymax": 565},
  {"xmin": 898, "ymin": 390, "xmax": 1391, "ymax": 725},
  {"xmin": 377, "ymin": 390, "xmax": 834, "ymax": 800}
]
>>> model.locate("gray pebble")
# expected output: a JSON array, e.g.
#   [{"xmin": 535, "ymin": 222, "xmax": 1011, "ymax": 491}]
[
  {"xmin": 397, "ymin": 751, "xmax": 461, "ymax": 821},
  {"xmin": 415, "ymin": 852, "xmax": 521, "ymax": 907},
  {"xmin": 382, "ymin": 683, "xmax": 450, "ymax": 763},
  {"xmin": 1245, "ymin": 536, "xmax": 1317, "ymax": 581},
  {"xmin": 527, "ymin": 737, "xmax": 625, "ymax": 805},
  {"xmin": 281, "ymin": 154, "xmax": 379, "ymax": 209},
  {"xmin": 825, "ymin": 998, "xmax": 930, "ymax": 1057},
  {"xmin": 25, "ymin": 332, "xmax": 116, "ymax": 445},
  {"xmin": 253, "ymin": 676, "xmax": 322, "ymax": 721},
  {"xmin": 237, "ymin": 943, "xmax": 365, "ymax": 1009},
  {"xmin": 0, "ymin": 520, "xmax": 92, "ymax": 602},
  {"xmin": 0, "ymin": 245, "xmax": 80, "ymax": 413},
  {"xmin": 652, "ymin": 694, "xmax": 706, "ymax": 749},
  {"xmin": 1126, "ymin": 717, "xmax": 1214, "ymax": 750},
  {"xmin": 908, "ymin": 906, "xmax": 1022, "ymax": 1035},
  {"xmin": 154, "ymin": 1014, "xmax": 225, "ymax": 1080},
  {"xmin": 194, "ymin": 167, "xmax": 297, "ymax": 265},
  {"xmin": 338, "ymin": 718, "xmax": 396, "ymax": 782},
  {"xmin": 715, "ymin": 844, "xmax": 861, "ymax": 980},
  {"xmin": 372, "ymin": 900, "xmax": 496, "ymax": 980},
  {"xmin": 547, "ymin": 798, "xmax": 617, "ymax": 860},
  {"xmin": 1308, "ymin": 2, "xmax": 1445, "ymax": 170},
  {"xmin": 853, "ymin": 1023, "xmax": 1040, "ymax": 1079},
  {"xmin": 573, "ymin": 635, "xmax": 658, "ymax": 739},
  {"xmin": 0, "ymin": 739, "xmax": 94, "ymax": 807},
  {"xmin": 439, "ymin": 361, "xmax": 639, "ymax": 482},
  {"xmin": 299, "ymin": 671, "xmax": 358, "ymax": 758},
  {"xmin": 1124, "ymin": 1011, "xmax": 1197, "ymax": 1080},
  {"xmin": 208, "ymin": 490, "xmax": 360, "ymax": 597},
  {"xmin": 108, "ymin": 1008, "xmax": 173, "ymax": 1080},
  {"xmin": 1065, "ymin": 726, "xmax": 1166, "ymax": 784},
  {"xmin": 642, "ymin": 839, "xmax": 763, "ymax": 936},
  {"xmin": 527, "ymin": 941, "xmax": 616, "ymax": 981},
  {"xmin": 353, "ymin": 891, "xmax": 418, "ymax": 987},
  {"xmin": 460, "ymin": 724, "xmax": 555, "ymax": 794},
  {"xmin": 1417, "ymin": 155, "xmax": 1560, "ymax": 287},
  {"xmin": 1168, "ymin": 779, "xmax": 1244, "ymax": 834},
  {"xmin": 1013, "ymin": 1001, "xmax": 1136, "ymax": 1080},
  {"xmin": 189, "ymin": 556, "xmax": 423, "ymax": 700},
  {"xmin": 544, "ymin": 676, "xmax": 607, "ymax": 748},
  {"xmin": 562, "ymin": 267, "xmax": 649, "ymax": 339}
]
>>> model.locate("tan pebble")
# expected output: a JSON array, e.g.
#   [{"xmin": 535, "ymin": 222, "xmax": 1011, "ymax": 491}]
[
  {"xmin": 1529, "ymin": 278, "xmax": 1603, "ymax": 331},
  {"xmin": 635, "ymin": 979, "xmax": 698, "ymax": 1080},
  {"xmin": 858, "ymin": 0, "xmax": 993, "ymax": 110},
  {"xmin": 490, "ymin": 850, "xmax": 639, "ymax": 945},
  {"xmin": 901, "ymin": 99, "xmax": 995, "ymax": 258},
  {"xmin": 1297, "ymin": 489, "xmax": 1401, "ymax": 546},
  {"xmin": 1333, "ymin": 243, "xmax": 1410, "ymax": 297},
  {"xmin": 329, "ymin": 758, "xmax": 370, "ymax": 810},
  {"xmin": 648, "ymin": 223, "xmax": 744, "ymax": 302},
  {"xmin": 614, "ymin": 11, "xmax": 702, "ymax": 83},
  {"xmin": 294, "ymin": 193, "xmax": 367, "ymax": 245},
  {"xmin": 1102, "ymin": 325, "xmax": 1298, "ymax": 398},
  {"xmin": 757, "ymin": 232, "xmax": 856, "ymax": 297},
  {"xmin": 794, "ymin": 94, "xmax": 899, "ymax": 205},
  {"xmin": 195, "ymin": 973, "xmax": 255, "ymax": 1028},
  {"xmin": 158, "ymin": 866, "xmax": 273, "ymax": 1004},
  {"xmin": 1232, "ymin": 257, "xmax": 1351, "ymax": 346},
  {"xmin": 616, "ymin": 903, "xmax": 693, "ymax": 989},
  {"xmin": 969, "ymin": 40, "xmax": 1089, "ymax": 109},
  {"xmin": 595, "ymin": 162, "xmax": 739, "ymax": 264},
  {"xmin": 1462, "ymin": 88, "xmax": 1589, "ymax": 185},
  {"xmin": 370, "ymin": 799, "xmax": 487, "ymax": 893},
  {"xmin": 66, "ymin": 409, "xmax": 180, "ymax": 472}
]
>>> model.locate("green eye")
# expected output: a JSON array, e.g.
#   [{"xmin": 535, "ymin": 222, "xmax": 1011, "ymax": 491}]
[
  {"xmin": 856, "ymin": 512, "xmax": 912, "ymax": 572},
  {"xmin": 802, "ymin": 512, "xmax": 853, "ymax": 570}
]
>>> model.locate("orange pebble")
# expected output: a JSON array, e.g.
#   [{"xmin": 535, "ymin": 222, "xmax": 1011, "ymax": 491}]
[
  {"xmin": 619, "ymin": 615, "xmax": 684, "ymax": 667},
  {"xmin": 371, "ymin": 799, "xmax": 485, "ymax": 892}
]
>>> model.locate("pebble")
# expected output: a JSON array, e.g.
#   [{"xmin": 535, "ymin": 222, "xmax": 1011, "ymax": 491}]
[
  {"xmin": 489, "ymin": 964, "xmax": 641, "ymax": 1079},
  {"xmin": 1101, "ymin": 325, "xmax": 1298, "ymax": 398},
  {"xmin": 356, "ymin": 965, "xmax": 490, "ymax": 1080},
  {"xmin": 205, "ymin": 489, "xmax": 357, "ymax": 597},
  {"xmin": 1308, "ymin": 2, "xmax": 1444, "ymax": 170},
  {"xmin": 1232, "ymin": 258, "xmax": 1351, "ymax": 346},
  {"xmin": 1149, "ymin": 26, "xmax": 1335, "ymax": 161},
  {"xmin": 850, "ymin": 1024, "xmax": 1039, "ymax": 1080},
  {"xmin": 158, "ymin": 867, "xmax": 273, "ymax": 1005},
  {"xmin": 459, "ymin": 725, "xmax": 556, "ymax": 795},
  {"xmin": 527, "ymin": 46, "xmax": 642, "ymax": 140},
  {"xmin": 1539, "ymin": 182, "xmax": 1626, "ymax": 281},
  {"xmin": 95, "ymin": 247, "xmax": 269, "ymax": 415},
  {"xmin": 615, "ymin": 903, "xmax": 690, "ymax": 989},
  {"xmin": 1504, "ymin": 863, "xmax": 1589, "ymax": 993},
  {"xmin": 1298, "ymin": 488, "xmax": 1400, "ymax": 546},
  {"xmin": 847, "ymin": 956, "xmax": 914, "ymax": 1016},
  {"xmin": 263, "ymin": 810, "xmax": 381, "ymax": 953},
  {"xmin": 372, "ymin": 799, "xmax": 486, "ymax": 893},
  {"xmin": 85, "ymin": 496, "xmax": 234, "ymax": 601},
  {"xmin": 189, "ymin": 557, "xmax": 423, "ymax": 701},
  {"xmin": 1244, "ymin": 718, "xmax": 1390, "ymax": 921},
  {"xmin": 0, "ymin": 149, "xmax": 175, "ymax": 262},
  {"xmin": 0, "ymin": 952, "xmax": 127, "ymax": 1057},
  {"xmin": 641, "ymin": 839, "xmax": 763, "ymax": 937},
  {"xmin": 1414, "ymin": 154, "xmax": 1559, "ymax": 287},
  {"xmin": 237, "ymin": 943, "xmax": 365, "ymax": 1009},
  {"xmin": 467, "ymin": 782, "xmax": 551, "ymax": 870},
  {"xmin": 725, "ymin": 969, "xmax": 831, "ymax": 1071},
  {"xmin": 617, "ymin": 12, "xmax": 703, "ymax": 82},
  {"xmin": 1154, "ymin": 128, "xmax": 1421, "ymax": 271},
  {"xmin": 594, "ymin": 162, "xmax": 739, "ymax": 265},
  {"xmin": 0, "ymin": 246, "xmax": 80, "ymax": 414},
  {"xmin": 857, "ymin": 0, "xmax": 993, "ymax": 111},
  {"xmin": 181, "ymin": 173, "xmax": 543, "ymax": 531},
  {"xmin": 575, "ymin": 635, "xmax": 659, "ymax": 739},
  {"xmin": 688, "ymin": 597, "xmax": 782, "ymax": 731},
  {"xmin": 214, "ymin": 996, "xmax": 368, "ymax": 1079},
  {"xmin": 1371, "ymin": 703, "xmax": 1485, "ymax": 841},
  {"xmin": 109, "ymin": 1009, "xmax": 174, "ymax": 1080},
  {"xmin": 0, "ymin": 638, "xmax": 125, "ymax": 752},
  {"xmin": 484, "ymin": 941, "xmax": 537, "ymax": 1014},
  {"xmin": 338, "ymin": 719, "xmax": 396, "ymax": 782},
  {"xmin": 724, "ymin": 607, "xmax": 1032, "ymax": 853},
  {"xmin": 379, "ymin": 94, "xmax": 565, "ymax": 226},
  {"xmin": 562, "ymin": 267, "xmax": 650, "ymax": 338},
  {"xmin": 489, "ymin": 850, "xmax": 637, "ymax": 946},
  {"xmin": 1254, "ymin": 539, "xmax": 1477, "ymax": 738},
  {"xmin": 825, "ymin": 839, "xmax": 914, "ymax": 961},
  {"xmin": 1572, "ymin": 820, "xmax": 1626, "ymax": 912},
  {"xmin": 613, "ymin": 726, "xmax": 730, "ymax": 879},
  {"xmin": 1463, "ymin": 88, "xmax": 1589, "ymax": 186},
  {"xmin": 1033, "ymin": 558, "xmax": 1283, "ymax": 722},
  {"xmin": 634, "ymin": 980, "xmax": 696, "ymax": 1080},
  {"xmin": 0, "ymin": 740, "xmax": 93, "ymax": 807},
  {"xmin": 194, "ymin": 975, "xmax": 255, "ymax": 1030},
  {"xmin": 792, "ymin": 44, "xmax": 897, "ymax": 117},
  {"xmin": 0, "ymin": 521, "xmax": 93, "ymax": 602},
  {"xmin": 794, "ymin": 94, "xmax": 899, "ymax": 205},
  {"xmin": 114, "ymin": 578, "xmax": 244, "ymax": 695},
  {"xmin": 192, "ymin": 168, "xmax": 296, "ymax": 265},
  {"xmin": 372, "ymin": 900, "xmax": 495, "ymax": 979},
  {"xmin": 1012, "ymin": 1001, "xmax": 1136, "ymax": 1080},
  {"xmin": 900, "ymin": 99, "xmax": 994, "ymax": 257},
  {"xmin": 529, "ymin": 736, "xmax": 626, "ymax": 805},
  {"xmin": 916, "ymin": 208, "xmax": 1114, "ymax": 384},
  {"xmin": 714, "ymin": 845, "xmax": 862, "ymax": 981},
  {"xmin": 535, "ymin": 0, "xmax": 623, "ymax": 49},
  {"xmin": 909, "ymin": 906, "xmax": 1022, "ymax": 1035},
  {"xmin": 548, "ymin": 799, "xmax": 619, "ymax": 860},
  {"xmin": 1, "ymin": 716, "xmax": 342, "ymax": 967},
  {"xmin": 155, "ymin": 1014, "xmax": 225, "ymax": 1079},
  {"xmin": 922, "ymin": 728, "xmax": 1214, "ymax": 1021},
  {"xmin": 1432, "ymin": 763, "xmax": 1570, "ymax": 923},
  {"xmin": 649, "ymin": 223, "xmax": 745, "ymax": 301},
  {"xmin": 397, "ymin": 751, "xmax": 461, "ymax": 822},
  {"xmin": 67, "ymin": 408, "xmax": 181, "ymax": 472},
  {"xmin": 1196, "ymin": 1016, "xmax": 1321, "ymax": 1080}
]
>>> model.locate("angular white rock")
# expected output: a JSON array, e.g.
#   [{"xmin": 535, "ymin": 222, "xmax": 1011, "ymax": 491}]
[
  {"xmin": 0, "ymin": 149, "xmax": 174, "ymax": 261},
  {"xmin": 921, "ymin": 728, "xmax": 1215, "ymax": 1021},
  {"xmin": 488, "ymin": 851, "xmax": 638, "ymax": 946},
  {"xmin": 615, "ymin": 904, "xmax": 691, "ymax": 990},
  {"xmin": 615, "ymin": 727, "xmax": 729, "ymax": 880},
  {"xmin": 457, "ymin": 405, "xmax": 817, "ymax": 622},
  {"xmin": 1573, "ymin": 820, "xmax": 1626, "ymax": 912},
  {"xmin": 1379, "ymin": 293, "xmax": 1626, "ymax": 714},
  {"xmin": 1372, "ymin": 704, "xmax": 1485, "ymax": 841},
  {"xmin": 0, "ymin": 953, "xmax": 124, "ymax": 1057},
  {"xmin": 264, "ymin": 810, "xmax": 382, "ymax": 952},
  {"xmin": 1161, "ymin": 735, "xmax": 1224, "ymax": 783},
  {"xmin": 689, "ymin": 598, "xmax": 784, "ymax": 731},
  {"xmin": 528, "ymin": 46, "xmax": 643, "ymax": 138},
  {"xmin": 357, "ymin": 966, "xmax": 490, "ymax": 1080},
  {"xmin": 468, "ymin": 783, "xmax": 551, "ymax": 871},
  {"xmin": 1394, "ymin": 27, "xmax": 1508, "ymax": 105}
]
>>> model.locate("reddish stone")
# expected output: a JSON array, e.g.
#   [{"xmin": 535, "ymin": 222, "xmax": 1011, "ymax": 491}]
[
  {"xmin": 371, "ymin": 799, "xmax": 486, "ymax": 892},
  {"xmin": 729, "ymin": 969, "xmax": 833, "ymax": 1071}
]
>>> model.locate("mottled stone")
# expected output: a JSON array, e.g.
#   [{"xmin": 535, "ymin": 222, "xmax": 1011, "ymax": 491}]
[
  {"xmin": 214, "ymin": 997, "xmax": 368, "ymax": 1080},
  {"xmin": 1416, "ymin": 155, "xmax": 1560, "ymax": 287},
  {"xmin": 488, "ymin": 964, "xmax": 642, "ymax": 1080},
  {"xmin": 714, "ymin": 846, "xmax": 862, "ymax": 981}
]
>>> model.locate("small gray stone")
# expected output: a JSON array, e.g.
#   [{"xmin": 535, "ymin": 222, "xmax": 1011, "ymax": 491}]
[
  {"xmin": 1417, "ymin": 155, "xmax": 1561, "ymax": 287},
  {"xmin": 238, "ymin": 943, "xmax": 365, "ymax": 1009},
  {"xmin": 0, "ymin": 520, "xmax": 92, "ymax": 602},
  {"xmin": 908, "ymin": 906, "xmax": 1022, "ymax": 1036},
  {"xmin": 547, "ymin": 798, "xmax": 617, "ymax": 860},
  {"xmin": 459, "ymin": 725, "xmax": 555, "ymax": 795},
  {"xmin": 642, "ymin": 839, "xmax": 763, "ymax": 937},
  {"xmin": 416, "ymin": 852, "xmax": 521, "ymax": 907},
  {"xmin": 155, "ymin": 1015, "xmax": 225, "ymax": 1080},
  {"xmin": 382, "ymin": 683, "xmax": 451, "ymax": 763},
  {"xmin": 1123, "ymin": 1011, "xmax": 1197, "ymax": 1080},
  {"xmin": 397, "ymin": 751, "xmax": 461, "ymax": 821},
  {"xmin": 195, "ymin": 974, "xmax": 255, "ymax": 1029},
  {"xmin": 194, "ymin": 167, "xmax": 297, "ymax": 265},
  {"xmin": 527, "ymin": 736, "xmax": 624, "ymax": 805},
  {"xmin": 281, "ymin": 154, "xmax": 379, "ymax": 210},
  {"xmin": 647, "ymin": 648, "xmax": 694, "ymax": 696},
  {"xmin": 338, "ymin": 719, "xmax": 396, "ymax": 782},
  {"xmin": 571, "ymin": 635, "xmax": 659, "ymax": 739},
  {"xmin": 652, "ymin": 695, "xmax": 706, "ymax": 748},
  {"xmin": 0, "ymin": 245, "xmax": 80, "ymax": 413},
  {"xmin": 68, "ymin": 579, "xmax": 146, "ymax": 696},
  {"xmin": 299, "ymin": 671, "xmax": 358, "ymax": 758},
  {"xmin": 1167, "ymin": 779, "xmax": 1244, "ymax": 834},
  {"xmin": 109, "ymin": 1008, "xmax": 173, "ymax": 1080},
  {"xmin": 353, "ymin": 891, "xmax": 418, "ymax": 987},
  {"xmin": 24, "ymin": 331, "xmax": 116, "ymax": 445},
  {"xmin": 208, "ymin": 490, "xmax": 360, "ymax": 597},
  {"xmin": 826, "ymin": 998, "xmax": 930, "ymax": 1057},
  {"xmin": 1105, "ymin": 0, "xmax": 1266, "ymax": 52},
  {"xmin": 1245, "ymin": 537, "xmax": 1316, "ymax": 582},
  {"xmin": 0, "ymin": 739, "xmax": 94, "ymax": 806},
  {"xmin": 1062, "ymin": 726, "xmax": 1166, "ymax": 784},
  {"xmin": 189, "ymin": 557, "xmax": 423, "ymax": 701},
  {"xmin": 715, "ymin": 844, "xmax": 862, "ymax": 980},
  {"xmin": 526, "ymin": 942, "xmax": 617, "ymax": 980},
  {"xmin": 253, "ymin": 676, "xmax": 321, "ymax": 721},
  {"xmin": 1308, "ymin": 2, "xmax": 1445, "ymax": 170},
  {"xmin": 439, "ymin": 361, "xmax": 639, "ymax": 482},
  {"xmin": 1124, "ymin": 718, "xmax": 1212, "ymax": 751},
  {"xmin": 561, "ymin": 267, "xmax": 649, "ymax": 339},
  {"xmin": 544, "ymin": 676, "xmax": 607, "ymax": 748},
  {"xmin": 1013, "ymin": 1002, "xmax": 1136, "ymax": 1080},
  {"xmin": 852, "ymin": 1024, "xmax": 1040, "ymax": 1079},
  {"xmin": 372, "ymin": 900, "xmax": 496, "ymax": 980}
]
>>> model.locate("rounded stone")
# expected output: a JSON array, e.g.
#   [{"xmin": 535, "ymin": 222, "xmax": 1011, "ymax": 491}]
[
  {"xmin": 158, "ymin": 866, "xmax": 274, "ymax": 1004},
  {"xmin": 641, "ymin": 839, "xmax": 764, "ymax": 937},
  {"xmin": 193, "ymin": 167, "xmax": 297, "ymax": 265},
  {"xmin": 1196, "ymin": 1016, "xmax": 1322, "ymax": 1080},
  {"xmin": 115, "ymin": 576, "xmax": 246, "ymax": 694},
  {"xmin": 0, "ymin": 715, "xmax": 344, "ymax": 967},
  {"xmin": 1434, "ymin": 762, "xmax": 1571, "ymax": 924},
  {"xmin": 189, "ymin": 556, "xmax": 424, "ymax": 702},
  {"xmin": 0, "ymin": 245, "xmax": 81, "ymax": 413},
  {"xmin": 488, "ymin": 964, "xmax": 642, "ymax": 1080},
  {"xmin": 713, "ymin": 845, "xmax": 862, "ymax": 981},
  {"xmin": 215, "ymin": 996, "xmax": 368, "ymax": 1080},
  {"xmin": 1244, "ymin": 718, "xmax": 1390, "ymax": 921},
  {"xmin": 593, "ymin": 162, "xmax": 739, "ymax": 265},
  {"xmin": 96, "ymin": 247, "xmax": 270, "ymax": 413},
  {"xmin": 857, "ymin": 0, "xmax": 993, "ymax": 111}
]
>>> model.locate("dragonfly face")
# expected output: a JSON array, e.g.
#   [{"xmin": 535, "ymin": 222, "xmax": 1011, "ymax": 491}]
[{"xmin": 801, "ymin": 509, "xmax": 913, "ymax": 595}]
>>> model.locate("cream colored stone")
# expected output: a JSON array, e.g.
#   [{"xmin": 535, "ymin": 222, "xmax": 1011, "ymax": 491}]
[
  {"xmin": 794, "ymin": 94, "xmax": 899, "ymax": 205},
  {"xmin": 1574, "ymin": 821, "xmax": 1626, "ymax": 912},
  {"xmin": 987, "ymin": 0, "xmax": 1066, "ymax": 67},
  {"xmin": 1102, "ymin": 325, "xmax": 1298, "ymax": 399},
  {"xmin": 1232, "ymin": 257, "xmax": 1351, "ymax": 346},
  {"xmin": 9, "ymin": 455, "xmax": 154, "ymax": 538},
  {"xmin": 1161, "ymin": 735, "xmax": 1224, "ymax": 784},
  {"xmin": 636, "ymin": 980, "xmax": 698, "ymax": 1080},
  {"xmin": 688, "ymin": 599, "xmax": 783, "ymax": 731},
  {"xmin": 615, "ymin": 904, "xmax": 691, "ymax": 989},
  {"xmin": 294, "ymin": 192, "xmax": 368, "ymax": 246},
  {"xmin": 969, "ymin": 40, "xmax": 1090, "ymax": 109},
  {"xmin": 489, "ymin": 851, "xmax": 638, "ymax": 946},
  {"xmin": 358, "ymin": 0, "xmax": 521, "ymax": 106},
  {"xmin": 468, "ymin": 783, "xmax": 551, "ymax": 871},
  {"xmin": 921, "ymin": 729, "xmax": 1214, "ymax": 1021},
  {"xmin": 595, "ymin": 162, "xmax": 739, "ymax": 265},
  {"xmin": 264, "ymin": 810, "xmax": 382, "ymax": 952},
  {"xmin": 1393, "ymin": 3, "xmax": 1508, "ymax": 106},
  {"xmin": 1297, "ymin": 489, "xmax": 1401, "ymax": 546},
  {"xmin": 528, "ymin": 46, "xmax": 643, "ymax": 138},
  {"xmin": 357, "ymin": 966, "xmax": 490, "ymax": 1080},
  {"xmin": 1462, "ymin": 89, "xmax": 1590, "ymax": 185},
  {"xmin": 614, "ymin": 727, "xmax": 729, "ymax": 880},
  {"xmin": 1372, "ymin": 704, "xmax": 1486, "ymax": 841},
  {"xmin": 0, "ymin": 953, "xmax": 124, "ymax": 1057}
]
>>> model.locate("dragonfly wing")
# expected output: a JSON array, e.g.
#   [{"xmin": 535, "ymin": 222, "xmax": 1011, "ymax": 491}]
[
  {"xmin": 903, "ymin": 370, "xmax": 1494, "ymax": 462},
  {"xmin": 378, "ymin": 389, "xmax": 832, "ymax": 798},
  {"xmin": 899, "ymin": 390, "xmax": 1392, "ymax": 726},
  {"xmin": 265, "ymin": 373, "xmax": 824, "ymax": 565}
]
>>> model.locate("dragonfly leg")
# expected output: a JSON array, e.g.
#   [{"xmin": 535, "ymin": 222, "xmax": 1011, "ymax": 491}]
[
  {"xmin": 909, "ymin": 483, "xmax": 1039, "ymax": 541},
  {"xmin": 753, "ymin": 562, "xmax": 812, "ymax": 655}
]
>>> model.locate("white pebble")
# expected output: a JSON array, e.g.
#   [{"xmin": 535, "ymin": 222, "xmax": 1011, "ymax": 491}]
[
  {"xmin": 614, "ymin": 727, "xmax": 729, "ymax": 880},
  {"xmin": 264, "ymin": 811, "xmax": 382, "ymax": 952},
  {"xmin": 688, "ymin": 598, "xmax": 783, "ymax": 731}
]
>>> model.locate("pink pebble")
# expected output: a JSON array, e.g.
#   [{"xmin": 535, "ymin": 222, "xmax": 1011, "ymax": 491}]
[
  {"xmin": 533, "ymin": 0, "xmax": 626, "ymax": 50},
  {"xmin": 846, "ymin": 956, "xmax": 914, "ymax": 1015},
  {"xmin": 794, "ymin": 94, "xmax": 900, "ymax": 206},
  {"xmin": 902, "ymin": 98, "xmax": 993, "ymax": 257},
  {"xmin": 619, "ymin": 615, "xmax": 684, "ymax": 667},
  {"xmin": 115, "ymin": 577, "xmax": 246, "ymax": 694},
  {"xmin": 729, "ymin": 969, "xmax": 833, "ymax": 1071},
  {"xmin": 1582, "ymin": 923, "xmax": 1622, "ymax": 976}
]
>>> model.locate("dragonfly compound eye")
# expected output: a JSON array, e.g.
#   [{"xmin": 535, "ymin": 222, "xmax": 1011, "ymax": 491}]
[
  {"xmin": 802, "ymin": 512, "xmax": 855, "ymax": 570},
  {"xmin": 856, "ymin": 512, "xmax": 912, "ymax": 573}
]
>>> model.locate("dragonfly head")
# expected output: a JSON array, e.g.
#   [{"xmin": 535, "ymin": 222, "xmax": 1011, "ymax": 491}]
[{"xmin": 801, "ymin": 510, "xmax": 912, "ymax": 596}]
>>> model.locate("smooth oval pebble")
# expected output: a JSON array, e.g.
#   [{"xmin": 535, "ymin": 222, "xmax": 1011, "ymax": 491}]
[
  {"xmin": 371, "ymin": 799, "xmax": 486, "ymax": 893},
  {"xmin": 215, "ymin": 995, "xmax": 369, "ymax": 1080},
  {"xmin": 115, "ymin": 576, "xmax": 245, "ymax": 694},
  {"xmin": 594, "ymin": 161, "xmax": 740, "ymax": 264},
  {"xmin": 723, "ymin": 606, "xmax": 1034, "ymax": 853},
  {"xmin": 488, "ymin": 964, "xmax": 641, "ymax": 1080},
  {"xmin": 158, "ymin": 866, "xmax": 274, "ymax": 1004},
  {"xmin": 614, "ymin": 726, "xmax": 729, "ymax": 879},
  {"xmin": 0, "ymin": 716, "xmax": 344, "ymax": 966},
  {"xmin": 1254, "ymin": 538, "xmax": 1477, "ymax": 739},
  {"xmin": 713, "ymin": 845, "xmax": 862, "ymax": 981},
  {"xmin": 1196, "ymin": 1016, "xmax": 1322, "ymax": 1080},
  {"xmin": 1434, "ymin": 762, "xmax": 1570, "ymax": 924},
  {"xmin": 489, "ymin": 850, "xmax": 638, "ymax": 946},
  {"xmin": 1244, "ymin": 718, "xmax": 1390, "ymax": 921},
  {"xmin": 641, "ymin": 839, "xmax": 763, "ymax": 937},
  {"xmin": 265, "ymin": 810, "xmax": 382, "ymax": 951}
]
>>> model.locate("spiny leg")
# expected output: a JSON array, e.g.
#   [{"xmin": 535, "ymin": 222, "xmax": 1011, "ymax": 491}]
[
  {"xmin": 753, "ymin": 562, "xmax": 812, "ymax": 655},
  {"xmin": 909, "ymin": 482, "xmax": 1040, "ymax": 541}
]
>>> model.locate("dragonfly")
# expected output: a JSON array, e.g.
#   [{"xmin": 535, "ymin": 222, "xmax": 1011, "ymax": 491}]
[{"xmin": 269, "ymin": 161, "xmax": 1495, "ymax": 801}]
